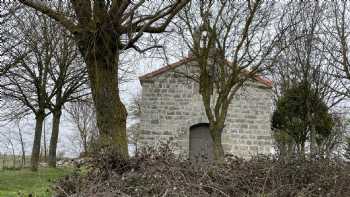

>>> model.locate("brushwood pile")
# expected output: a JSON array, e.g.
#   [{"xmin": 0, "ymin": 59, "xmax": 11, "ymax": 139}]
[{"xmin": 54, "ymin": 145, "xmax": 350, "ymax": 197}]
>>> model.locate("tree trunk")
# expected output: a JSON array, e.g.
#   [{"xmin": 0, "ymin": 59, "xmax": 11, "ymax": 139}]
[
  {"xmin": 309, "ymin": 126, "xmax": 317, "ymax": 158},
  {"xmin": 306, "ymin": 90, "xmax": 317, "ymax": 158},
  {"xmin": 278, "ymin": 143, "xmax": 287, "ymax": 160},
  {"xmin": 299, "ymin": 142, "xmax": 306, "ymax": 158},
  {"xmin": 90, "ymin": 58, "xmax": 128, "ymax": 157},
  {"xmin": 287, "ymin": 142, "xmax": 294, "ymax": 159},
  {"xmin": 31, "ymin": 113, "xmax": 45, "ymax": 171},
  {"xmin": 43, "ymin": 119, "xmax": 47, "ymax": 161},
  {"xmin": 82, "ymin": 133, "xmax": 88, "ymax": 154},
  {"xmin": 19, "ymin": 130, "xmax": 26, "ymax": 167},
  {"xmin": 77, "ymin": 32, "xmax": 128, "ymax": 158},
  {"xmin": 10, "ymin": 143, "xmax": 15, "ymax": 168},
  {"xmin": 48, "ymin": 110, "xmax": 62, "ymax": 167},
  {"xmin": 21, "ymin": 148, "xmax": 25, "ymax": 167},
  {"xmin": 210, "ymin": 125, "xmax": 224, "ymax": 161}
]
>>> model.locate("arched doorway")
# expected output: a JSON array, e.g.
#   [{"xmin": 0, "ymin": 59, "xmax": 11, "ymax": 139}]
[{"xmin": 189, "ymin": 123, "xmax": 214, "ymax": 161}]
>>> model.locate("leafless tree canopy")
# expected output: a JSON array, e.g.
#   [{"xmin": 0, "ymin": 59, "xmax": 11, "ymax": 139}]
[
  {"xmin": 0, "ymin": 10, "xmax": 53, "ymax": 120},
  {"xmin": 17, "ymin": 0, "xmax": 191, "ymax": 53},
  {"xmin": 67, "ymin": 100, "xmax": 98, "ymax": 154},
  {"xmin": 0, "ymin": 0, "xmax": 347, "ymax": 165},
  {"xmin": 0, "ymin": 6, "xmax": 90, "ymax": 170},
  {"xmin": 172, "ymin": 0, "xmax": 289, "ymax": 160},
  {"xmin": 270, "ymin": 1, "xmax": 344, "ymax": 107},
  {"xmin": 0, "ymin": 3, "xmax": 23, "ymax": 76},
  {"xmin": 323, "ymin": 1, "xmax": 350, "ymax": 98},
  {"xmin": 17, "ymin": 0, "xmax": 191, "ymax": 158}
]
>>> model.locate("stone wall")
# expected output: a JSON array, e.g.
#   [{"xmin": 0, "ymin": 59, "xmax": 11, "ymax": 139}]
[{"xmin": 138, "ymin": 64, "xmax": 274, "ymax": 158}]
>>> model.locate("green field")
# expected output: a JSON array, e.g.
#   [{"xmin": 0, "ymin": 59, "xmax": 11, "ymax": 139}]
[{"xmin": 0, "ymin": 167, "xmax": 72, "ymax": 197}]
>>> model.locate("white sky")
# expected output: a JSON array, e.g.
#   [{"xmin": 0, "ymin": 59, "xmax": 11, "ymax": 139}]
[{"xmin": 0, "ymin": 47, "xmax": 184, "ymax": 158}]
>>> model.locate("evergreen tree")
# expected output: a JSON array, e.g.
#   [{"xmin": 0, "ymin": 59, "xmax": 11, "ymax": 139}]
[{"xmin": 272, "ymin": 83, "xmax": 334, "ymax": 156}]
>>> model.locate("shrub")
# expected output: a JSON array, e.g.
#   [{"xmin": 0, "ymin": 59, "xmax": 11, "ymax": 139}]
[{"xmin": 272, "ymin": 83, "xmax": 335, "ymax": 157}]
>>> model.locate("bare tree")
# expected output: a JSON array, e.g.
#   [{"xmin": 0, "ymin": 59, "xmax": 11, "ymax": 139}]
[
  {"xmin": 175, "ymin": 0, "xmax": 287, "ymax": 160},
  {"xmin": 67, "ymin": 100, "xmax": 98, "ymax": 155},
  {"xmin": 19, "ymin": 0, "xmax": 191, "ymax": 157},
  {"xmin": 0, "ymin": 10, "xmax": 58, "ymax": 171},
  {"xmin": 318, "ymin": 114, "xmax": 347, "ymax": 158},
  {"xmin": 46, "ymin": 23, "xmax": 89, "ymax": 168},
  {"xmin": 127, "ymin": 92, "xmax": 142, "ymax": 152},
  {"xmin": 0, "ymin": 119, "xmax": 29, "ymax": 168},
  {"xmin": 0, "ymin": 129, "xmax": 17, "ymax": 168},
  {"xmin": 0, "ymin": 2, "xmax": 21, "ymax": 76},
  {"xmin": 270, "ymin": 1, "xmax": 346, "ymax": 157},
  {"xmin": 324, "ymin": 1, "xmax": 350, "ymax": 98},
  {"xmin": 128, "ymin": 92, "xmax": 142, "ymax": 124},
  {"xmin": 1, "ymin": 4, "xmax": 90, "ymax": 169},
  {"xmin": 16, "ymin": 122, "xmax": 26, "ymax": 167},
  {"xmin": 42, "ymin": 118, "xmax": 48, "ymax": 161}
]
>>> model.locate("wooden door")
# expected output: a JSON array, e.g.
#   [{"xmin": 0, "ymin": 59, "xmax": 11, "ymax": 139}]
[{"xmin": 189, "ymin": 123, "xmax": 214, "ymax": 162}]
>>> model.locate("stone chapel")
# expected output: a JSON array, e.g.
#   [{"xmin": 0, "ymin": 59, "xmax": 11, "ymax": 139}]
[{"xmin": 137, "ymin": 55, "xmax": 274, "ymax": 158}]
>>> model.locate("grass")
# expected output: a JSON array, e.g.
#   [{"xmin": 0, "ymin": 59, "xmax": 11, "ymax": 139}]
[{"xmin": 0, "ymin": 167, "xmax": 72, "ymax": 197}]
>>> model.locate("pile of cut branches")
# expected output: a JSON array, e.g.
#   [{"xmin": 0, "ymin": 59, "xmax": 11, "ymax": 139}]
[{"xmin": 54, "ymin": 145, "xmax": 350, "ymax": 197}]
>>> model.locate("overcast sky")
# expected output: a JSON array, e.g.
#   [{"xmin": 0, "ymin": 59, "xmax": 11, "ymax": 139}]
[{"xmin": 0, "ymin": 44, "xmax": 186, "ymax": 158}]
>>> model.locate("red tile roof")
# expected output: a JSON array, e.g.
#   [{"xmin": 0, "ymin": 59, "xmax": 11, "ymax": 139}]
[{"xmin": 139, "ymin": 56, "xmax": 273, "ymax": 88}]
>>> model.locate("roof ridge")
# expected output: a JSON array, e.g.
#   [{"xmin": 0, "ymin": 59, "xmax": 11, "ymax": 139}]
[{"xmin": 139, "ymin": 56, "xmax": 272, "ymax": 88}]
